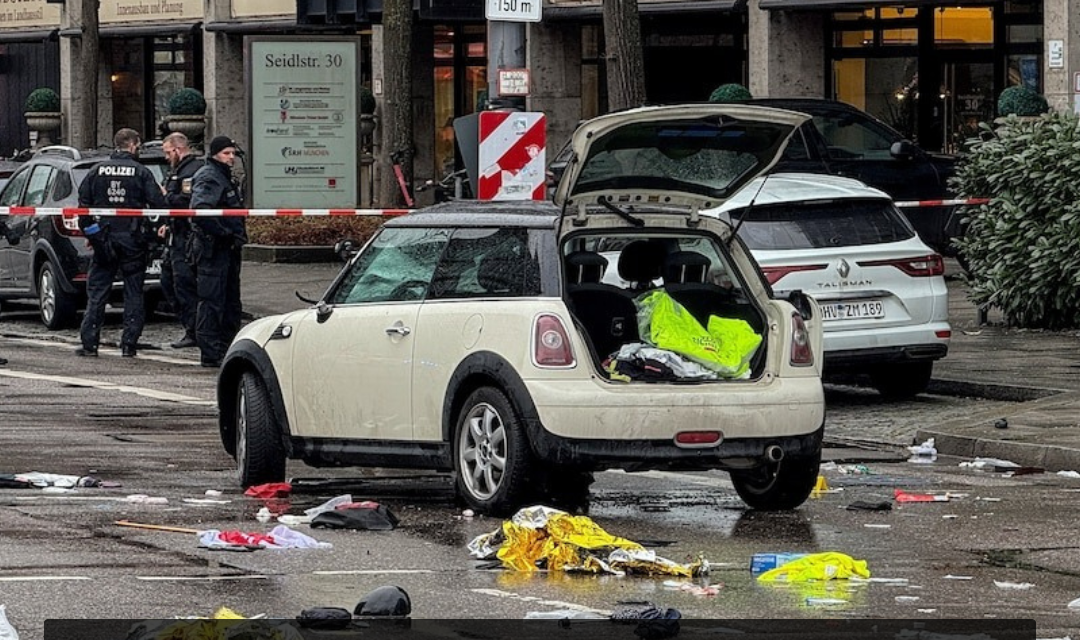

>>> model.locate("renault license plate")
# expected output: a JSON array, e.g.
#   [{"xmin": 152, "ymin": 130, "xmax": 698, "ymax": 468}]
[
  {"xmin": 147, "ymin": 259, "xmax": 163, "ymax": 276},
  {"xmin": 821, "ymin": 300, "xmax": 884, "ymax": 321}
]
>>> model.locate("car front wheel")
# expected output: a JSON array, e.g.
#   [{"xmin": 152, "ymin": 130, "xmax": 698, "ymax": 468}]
[
  {"xmin": 38, "ymin": 261, "xmax": 78, "ymax": 330},
  {"xmin": 235, "ymin": 371, "xmax": 286, "ymax": 487},
  {"xmin": 730, "ymin": 451, "xmax": 821, "ymax": 511},
  {"xmin": 453, "ymin": 386, "xmax": 535, "ymax": 516}
]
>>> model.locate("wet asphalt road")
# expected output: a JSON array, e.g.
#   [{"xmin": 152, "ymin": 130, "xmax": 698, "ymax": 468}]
[{"xmin": 1, "ymin": 309, "xmax": 1079, "ymax": 638}]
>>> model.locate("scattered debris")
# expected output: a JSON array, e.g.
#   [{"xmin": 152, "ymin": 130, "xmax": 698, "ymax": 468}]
[
  {"xmin": 303, "ymin": 494, "xmax": 352, "ymax": 518},
  {"xmin": 1057, "ymin": 471, "xmax": 1080, "ymax": 479},
  {"xmin": 895, "ymin": 596, "xmax": 921, "ymax": 603},
  {"xmin": 462, "ymin": 509, "xmax": 475, "ymax": 518},
  {"xmin": 960, "ymin": 457, "xmax": 1020, "ymax": 469},
  {"xmin": 0, "ymin": 604, "xmax": 19, "ymax": 640},
  {"xmin": 0, "ymin": 472, "xmax": 107, "ymax": 490},
  {"xmin": 276, "ymin": 514, "xmax": 313, "ymax": 526},
  {"xmin": 804, "ymin": 598, "xmax": 847, "ymax": 606},
  {"xmin": 124, "ymin": 494, "xmax": 168, "ymax": 505},
  {"xmin": 255, "ymin": 507, "xmax": 273, "ymax": 523},
  {"xmin": 467, "ymin": 506, "xmax": 705, "ymax": 577},
  {"xmin": 297, "ymin": 607, "xmax": 353, "ymax": 630},
  {"xmin": 243, "ymin": 483, "xmax": 292, "ymax": 499},
  {"xmin": 864, "ymin": 524, "xmax": 892, "ymax": 529},
  {"xmin": 756, "ymin": 552, "xmax": 870, "ymax": 583},
  {"xmin": 182, "ymin": 498, "xmax": 230, "ymax": 506},
  {"xmin": 198, "ymin": 525, "xmax": 331, "ymax": 551},
  {"xmin": 662, "ymin": 580, "xmax": 721, "ymax": 596},
  {"xmin": 751, "ymin": 553, "xmax": 808, "ymax": 576},
  {"xmin": 907, "ymin": 438, "xmax": 937, "ymax": 463},
  {"xmin": 993, "ymin": 418, "xmax": 1009, "ymax": 430},
  {"xmin": 354, "ymin": 585, "xmax": 411, "ymax": 617},
  {"xmin": 204, "ymin": 489, "xmax": 224, "ymax": 497},
  {"xmin": 917, "ymin": 608, "xmax": 938, "ymax": 613},
  {"xmin": 1068, "ymin": 596, "xmax": 1080, "ymax": 610},
  {"xmin": 994, "ymin": 580, "xmax": 1035, "ymax": 590},
  {"xmin": 943, "ymin": 574, "xmax": 974, "ymax": 580},
  {"xmin": 311, "ymin": 502, "xmax": 399, "ymax": 531},
  {"xmin": 846, "ymin": 500, "xmax": 892, "ymax": 511},
  {"xmin": 894, "ymin": 490, "xmax": 951, "ymax": 503}
]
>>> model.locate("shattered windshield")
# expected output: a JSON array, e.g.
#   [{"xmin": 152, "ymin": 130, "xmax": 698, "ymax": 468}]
[{"xmin": 571, "ymin": 117, "xmax": 796, "ymax": 201}]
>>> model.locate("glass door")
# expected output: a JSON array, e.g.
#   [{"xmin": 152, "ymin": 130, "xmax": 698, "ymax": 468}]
[{"xmin": 939, "ymin": 58, "xmax": 995, "ymax": 153}]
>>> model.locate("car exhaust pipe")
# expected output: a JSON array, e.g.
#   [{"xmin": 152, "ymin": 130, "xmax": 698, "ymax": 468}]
[{"xmin": 764, "ymin": 445, "xmax": 784, "ymax": 463}]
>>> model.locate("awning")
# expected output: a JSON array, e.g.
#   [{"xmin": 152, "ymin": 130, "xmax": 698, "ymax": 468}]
[
  {"xmin": 204, "ymin": 19, "xmax": 306, "ymax": 34},
  {"xmin": 759, "ymin": 0, "xmax": 985, "ymax": 9},
  {"xmin": 546, "ymin": 0, "xmax": 743, "ymax": 20},
  {"xmin": 0, "ymin": 29, "xmax": 58, "ymax": 43},
  {"xmin": 59, "ymin": 22, "xmax": 200, "ymax": 38}
]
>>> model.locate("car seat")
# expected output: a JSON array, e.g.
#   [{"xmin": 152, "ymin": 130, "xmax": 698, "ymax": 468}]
[
  {"xmin": 564, "ymin": 250, "xmax": 639, "ymax": 360},
  {"xmin": 618, "ymin": 239, "xmax": 667, "ymax": 292},
  {"xmin": 663, "ymin": 250, "xmax": 764, "ymax": 333}
]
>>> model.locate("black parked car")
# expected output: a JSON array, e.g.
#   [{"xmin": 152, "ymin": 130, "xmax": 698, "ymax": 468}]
[
  {"xmin": 550, "ymin": 99, "xmax": 961, "ymax": 258},
  {"xmin": 0, "ymin": 145, "xmax": 168, "ymax": 329}
]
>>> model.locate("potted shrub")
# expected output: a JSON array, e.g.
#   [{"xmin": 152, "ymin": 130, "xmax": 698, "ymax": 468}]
[
  {"xmin": 996, "ymin": 86, "xmax": 1049, "ymax": 118},
  {"xmin": 165, "ymin": 87, "xmax": 207, "ymax": 140},
  {"xmin": 708, "ymin": 83, "xmax": 753, "ymax": 103},
  {"xmin": 24, "ymin": 88, "xmax": 62, "ymax": 148},
  {"xmin": 359, "ymin": 85, "xmax": 377, "ymax": 138}
]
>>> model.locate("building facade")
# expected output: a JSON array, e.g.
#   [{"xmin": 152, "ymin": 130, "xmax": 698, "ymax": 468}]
[{"xmin": 0, "ymin": 0, "xmax": 1072, "ymax": 204}]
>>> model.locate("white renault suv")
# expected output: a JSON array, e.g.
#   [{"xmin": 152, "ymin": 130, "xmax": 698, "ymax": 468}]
[
  {"xmin": 713, "ymin": 173, "xmax": 950, "ymax": 398},
  {"xmin": 216, "ymin": 104, "xmax": 826, "ymax": 515}
]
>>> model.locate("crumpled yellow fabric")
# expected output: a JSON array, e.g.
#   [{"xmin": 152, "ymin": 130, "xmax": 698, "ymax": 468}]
[
  {"xmin": 476, "ymin": 506, "xmax": 703, "ymax": 576},
  {"xmin": 635, "ymin": 290, "xmax": 760, "ymax": 378},
  {"xmin": 756, "ymin": 552, "xmax": 870, "ymax": 583}
]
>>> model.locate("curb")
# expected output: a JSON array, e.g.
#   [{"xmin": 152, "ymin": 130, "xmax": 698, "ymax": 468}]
[
  {"xmin": 915, "ymin": 390, "xmax": 1080, "ymax": 472},
  {"xmin": 926, "ymin": 378, "xmax": 1063, "ymax": 402},
  {"xmin": 242, "ymin": 245, "xmax": 338, "ymax": 264}
]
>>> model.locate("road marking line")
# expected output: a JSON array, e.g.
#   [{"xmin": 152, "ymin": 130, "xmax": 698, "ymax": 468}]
[
  {"xmin": 470, "ymin": 588, "xmax": 611, "ymax": 615},
  {"xmin": 313, "ymin": 569, "xmax": 435, "ymax": 575},
  {"xmin": 0, "ymin": 576, "xmax": 92, "ymax": 582},
  {"xmin": 0, "ymin": 369, "xmax": 213, "ymax": 405},
  {"xmin": 3, "ymin": 336, "xmax": 198, "ymax": 366},
  {"xmin": 135, "ymin": 575, "xmax": 268, "ymax": 581}
]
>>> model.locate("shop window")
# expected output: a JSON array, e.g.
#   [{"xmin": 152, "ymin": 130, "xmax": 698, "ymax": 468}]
[{"xmin": 935, "ymin": 8, "xmax": 993, "ymax": 46}]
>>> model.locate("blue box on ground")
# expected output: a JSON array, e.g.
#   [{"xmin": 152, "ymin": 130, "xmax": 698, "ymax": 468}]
[{"xmin": 750, "ymin": 552, "xmax": 807, "ymax": 576}]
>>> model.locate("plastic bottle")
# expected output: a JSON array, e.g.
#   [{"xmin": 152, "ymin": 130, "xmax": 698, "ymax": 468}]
[{"xmin": 0, "ymin": 605, "xmax": 21, "ymax": 640}]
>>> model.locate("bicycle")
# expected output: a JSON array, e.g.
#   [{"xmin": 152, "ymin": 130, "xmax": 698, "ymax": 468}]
[{"xmin": 416, "ymin": 168, "xmax": 471, "ymax": 203}]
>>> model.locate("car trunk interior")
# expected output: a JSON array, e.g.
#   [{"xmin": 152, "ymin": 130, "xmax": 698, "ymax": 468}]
[{"xmin": 561, "ymin": 231, "xmax": 769, "ymax": 383}]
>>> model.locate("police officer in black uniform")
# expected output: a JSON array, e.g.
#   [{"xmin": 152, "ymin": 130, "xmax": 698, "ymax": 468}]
[
  {"xmin": 76, "ymin": 128, "xmax": 166, "ymax": 358},
  {"xmin": 190, "ymin": 135, "xmax": 247, "ymax": 368},
  {"xmin": 0, "ymin": 218, "xmax": 20, "ymax": 366},
  {"xmin": 161, "ymin": 132, "xmax": 203, "ymax": 349}
]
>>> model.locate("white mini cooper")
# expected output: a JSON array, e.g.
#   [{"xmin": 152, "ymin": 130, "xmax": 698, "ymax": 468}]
[{"xmin": 217, "ymin": 104, "xmax": 826, "ymax": 515}]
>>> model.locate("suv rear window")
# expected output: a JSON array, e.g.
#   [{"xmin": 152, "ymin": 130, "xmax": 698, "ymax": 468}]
[{"xmin": 731, "ymin": 199, "xmax": 915, "ymax": 250}]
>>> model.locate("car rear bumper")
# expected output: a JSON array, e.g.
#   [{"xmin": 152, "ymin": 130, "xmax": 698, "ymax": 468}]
[{"xmin": 824, "ymin": 343, "xmax": 948, "ymax": 371}]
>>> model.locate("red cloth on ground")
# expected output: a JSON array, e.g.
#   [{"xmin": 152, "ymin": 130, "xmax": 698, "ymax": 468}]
[{"xmin": 244, "ymin": 482, "xmax": 292, "ymax": 498}]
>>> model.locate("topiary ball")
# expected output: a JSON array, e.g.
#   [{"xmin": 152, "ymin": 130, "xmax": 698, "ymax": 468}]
[
  {"xmin": 167, "ymin": 88, "xmax": 206, "ymax": 116},
  {"xmin": 25, "ymin": 88, "xmax": 60, "ymax": 113},
  {"xmin": 708, "ymin": 83, "xmax": 753, "ymax": 103},
  {"xmin": 997, "ymin": 86, "xmax": 1049, "ymax": 117}
]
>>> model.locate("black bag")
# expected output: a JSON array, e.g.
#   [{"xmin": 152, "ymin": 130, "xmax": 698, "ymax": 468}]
[
  {"xmin": 297, "ymin": 607, "xmax": 353, "ymax": 630},
  {"xmin": 311, "ymin": 503, "xmax": 399, "ymax": 531}
]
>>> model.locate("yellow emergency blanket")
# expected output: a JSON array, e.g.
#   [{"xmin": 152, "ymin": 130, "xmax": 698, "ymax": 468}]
[
  {"xmin": 635, "ymin": 290, "xmax": 761, "ymax": 378},
  {"xmin": 469, "ymin": 506, "xmax": 704, "ymax": 577},
  {"xmin": 136, "ymin": 607, "xmax": 304, "ymax": 640},
  {"xmin": 756, "ymin": 552, "xmax": 871, "ymax": 583}
]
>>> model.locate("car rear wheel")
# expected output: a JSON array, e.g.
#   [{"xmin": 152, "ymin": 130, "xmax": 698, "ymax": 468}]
[
  {"xmin": 870, "ymin": 361, "xmax": 933, "ymax": 399},
  {"xmin": 38, "ymin": 261, "xmax": 78, "ymax": 330},
  {"xmin": 235, "ymin": 371, "xmax": 286, "ymax": 487},
  {"xmin": 453, "ymin": 386, "xmax": 535, "ymax": 516},
  {"xmin": 730, "ymin": 451, "xmax": 821, "ymax": 511}
]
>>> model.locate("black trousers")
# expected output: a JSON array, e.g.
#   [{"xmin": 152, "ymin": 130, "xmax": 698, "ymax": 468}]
[
  {"xmin": 80, "ymin": 237, "xmax": 147, "ymax": 350},
  {"xmin": 195, "ymin": 239, "xmax": 242, "ymax": 363},
  {"xmin": 161, "ymin": 228, "xmax": 197, "ymax": 336}
]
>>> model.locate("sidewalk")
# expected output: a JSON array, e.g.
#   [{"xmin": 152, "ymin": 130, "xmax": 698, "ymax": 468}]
[{"xmin": 239, "ymin": 258, "xmax": 1080, "ymax": 471}]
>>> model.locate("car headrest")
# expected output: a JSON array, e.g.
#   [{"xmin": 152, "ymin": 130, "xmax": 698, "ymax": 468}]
[
  {"xmin": 618, "ymin": 240, "xmax": 667, "ymax": 286},
  {"xmin": 663, "ymin": 251, "xmax": 710, "ymax": 284},
  {"xmin": 565, "ymin": 251, "xmax": 608, "ymax": 285}
]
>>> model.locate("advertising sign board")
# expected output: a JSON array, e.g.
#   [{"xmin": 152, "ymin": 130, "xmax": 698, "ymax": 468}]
[{"xmin": 247, "ymin": 37, "xmax": 359, "ymax": 208}]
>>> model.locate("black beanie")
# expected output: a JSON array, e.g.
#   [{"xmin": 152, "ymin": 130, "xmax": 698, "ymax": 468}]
[{"xmin": 209, "ymin": 135, "xmax": 236, "ymax": 157}]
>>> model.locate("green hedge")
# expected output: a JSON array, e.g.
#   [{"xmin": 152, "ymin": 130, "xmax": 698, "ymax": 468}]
[
  {"xmin": 708, "ymin": 83, "xmax": 752, "ymax": 103},
  {"xmin": 996, "ymin": 86, "xmax": 1048, "ymax": 117},
  {"xmin": 950, "ymin": 113, "xmax": 1080, "ymax": 329}
]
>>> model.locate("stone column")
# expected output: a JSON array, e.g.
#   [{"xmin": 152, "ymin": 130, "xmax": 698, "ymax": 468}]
[
  {"xmin": 59, "ymin": 0, "xmax": 109, "ymax": 148},
  {"xmin": 1043, "ymin": 0, "xmax": 1080, "ymax": 112},
  {"xmin": 527, "ymin": 21, "xmax": 582, "ymax": 155},
  {"xmin": 204, "ymin": 0, "xmax": 246, "ymax": 150},
  {"xmin": 747, "ymin": 0, "xmax": 824, "ymax": 98}
]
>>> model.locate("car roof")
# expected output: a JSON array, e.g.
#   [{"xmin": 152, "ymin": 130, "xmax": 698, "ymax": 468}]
[
  {"xmin": 711, "ymin": 173, "xmax": 891, "ymax": 213},
  {"xmin": 385, "ymin": 200, "xmax": 560, "ymax": 229},
  {"xmin": 747, "ymin": 98, "xmax": 863, "ymax": 113}
]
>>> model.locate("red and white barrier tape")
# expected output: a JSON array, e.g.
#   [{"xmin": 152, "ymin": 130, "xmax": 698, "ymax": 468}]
[
  {"xmin": 894, "ymin": 198, "xmax": 989, "ymax": 208},
  {"xmin": 0, "ymin": 207, "xmax": 410, "ymax": 217}
]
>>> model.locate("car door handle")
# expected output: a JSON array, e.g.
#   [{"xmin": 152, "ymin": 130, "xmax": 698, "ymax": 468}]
[{"xmin": 385, "ymin": 324, "xmax": 412, "ymax": 337}]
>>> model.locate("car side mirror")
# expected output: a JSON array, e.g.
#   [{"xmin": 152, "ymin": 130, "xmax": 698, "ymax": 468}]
[
  {"xmin": 315, "ymin": 300, "xmax": 334, "ymax": 324},
  {"xmin": 788, "ymin": 289, "xmax": 814, "ymax": 321},
  {"xmin": 890, "ymin": 140, "xmax": 920, "ymax": 160},
  {"xmin": 334, "ymin": 237, "xmax": 359, "ymax": 262}
]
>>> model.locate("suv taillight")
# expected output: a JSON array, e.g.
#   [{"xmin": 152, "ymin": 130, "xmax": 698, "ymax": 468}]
[
  {"xmin": 53, "ymin": 214, "xmax": 83, "ymax": 237},
  {"xmin": 760, "ymin": 264, "xmax": 827, "ymax": 285},
  {"xmin": 858, "ymin": 254, "xmax": 944, "ymax": 277},
  {"xmin": 790, "ymin": 312, "xmax": 814, "ymax": 367},
  {"xmin": 533, "ymin": 314, "xmax": 575, "ymax": 368}
]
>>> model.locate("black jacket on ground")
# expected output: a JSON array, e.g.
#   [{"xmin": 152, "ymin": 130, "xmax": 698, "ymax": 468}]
[{"xmin": 190, "ymin": 158, "xmax": 247, "ymax": 243}]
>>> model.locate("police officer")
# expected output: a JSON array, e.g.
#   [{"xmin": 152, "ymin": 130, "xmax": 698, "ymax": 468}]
[
  {"xmin": 190, "ymin": 135, "xmax": 247, "ymax": 368},
  {"xmin": 0, "ymin": 218, "xmax": 19, "ymax": 366},
  {"xmin": 76, "ymin": 128, "xmax": 166, "ymax": 358},
  {"xmin": 161, "ymin": 132, "xmax": 203, "ymax": 349}
]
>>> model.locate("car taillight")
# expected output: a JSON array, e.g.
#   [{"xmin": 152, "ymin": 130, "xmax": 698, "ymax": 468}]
[
  {"xmin": 53, "ymin": 214, "xmax": 83, "ymax": 237},
  {"xmin": 858, "ymin": 254, "xmax": 944, "ymax": 277},
  {"xmin": 760, "ymin": 264, "xmax": 827, "ymax": 285},
  {"xmin": 790, "ymin": 312, "xmax": 814, "ymax": 367},
  {"xmin": 533, "ymin": 314, "xmax": 575, "ymax": 368}
]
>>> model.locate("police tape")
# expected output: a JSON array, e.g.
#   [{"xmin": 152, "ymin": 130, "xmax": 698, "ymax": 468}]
[
  {"xmin": 0, "ymin": 207, "xmax": 411, "ymax": 218},
  {"xmin": 894, "ymin": 198, "xmax": 989, "ymax": 208}
]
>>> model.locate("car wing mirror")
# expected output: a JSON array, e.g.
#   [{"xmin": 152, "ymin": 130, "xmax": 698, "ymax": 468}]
[
  {"xmin": 315, "ymin": 300, "xmax": 334, "ymax": 324},
  {"xmin": 787, "ymin": 289, "xmax": 814, "ymax": 321},
  {"xmin": 890, "ymin": 140, "xmax": 920, "ymax": 160}
]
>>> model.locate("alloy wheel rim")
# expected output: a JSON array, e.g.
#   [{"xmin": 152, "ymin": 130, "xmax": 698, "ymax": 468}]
[
  {"xmin": 39, "ymin": 268, "xmax": 55, "ymax": 324},
  {"xmin": 459, "ymin": 402, "xmax": 507, "ymax": 501}
]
